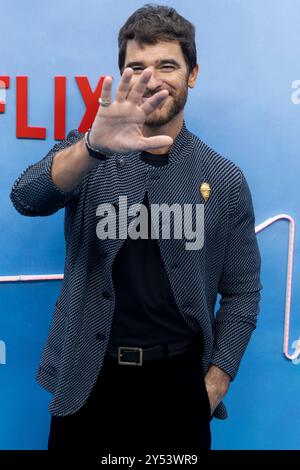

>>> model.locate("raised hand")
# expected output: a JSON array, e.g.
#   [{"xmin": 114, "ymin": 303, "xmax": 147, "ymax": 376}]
[{"xmin": 89, "ymin": 68, "xmax": 174, "ymax": 155}]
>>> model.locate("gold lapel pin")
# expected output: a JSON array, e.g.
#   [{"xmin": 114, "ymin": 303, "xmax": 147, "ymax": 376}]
[{"xmin": 200, "ymin": 182, "xmax": 211, "ymax": 202}]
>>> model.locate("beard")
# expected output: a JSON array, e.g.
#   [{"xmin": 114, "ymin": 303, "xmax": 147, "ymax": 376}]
[{"xmin": 144, "ymin": 83, "xmax": 189, "ymax": 128}]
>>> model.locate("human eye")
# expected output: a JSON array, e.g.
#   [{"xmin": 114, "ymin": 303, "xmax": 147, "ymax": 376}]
[
  {"xmin": 160, "ymin": 64, "xmax": 176, "ymax": 71},
  {"xmin": 131, "ymin": 66, "xmax": 145, "ymax": 73}
]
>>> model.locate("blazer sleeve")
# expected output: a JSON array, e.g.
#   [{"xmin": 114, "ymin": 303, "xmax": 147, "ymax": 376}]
[
  {"xmin": 10, "ymin": 129, "xmax": 85, "ymax": 217},
  {"xmin": 210, "ymin": 171, "xmax": 263, "ymax": 380}
]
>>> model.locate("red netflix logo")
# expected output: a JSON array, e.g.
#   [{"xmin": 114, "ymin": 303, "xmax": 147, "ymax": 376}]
[{"xmin": 0, "ymin": 76, "xmax": 105, "ymax": 140}]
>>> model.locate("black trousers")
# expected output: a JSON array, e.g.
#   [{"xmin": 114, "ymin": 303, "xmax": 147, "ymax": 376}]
[{"xmin": 48, "ymin": 343, "xmax": 211, "ymax": 454}]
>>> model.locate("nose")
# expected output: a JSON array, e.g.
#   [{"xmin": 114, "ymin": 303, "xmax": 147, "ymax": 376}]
[{"xmin": 145, "ymin": 68, "xmax": 163, "ymax": 92}]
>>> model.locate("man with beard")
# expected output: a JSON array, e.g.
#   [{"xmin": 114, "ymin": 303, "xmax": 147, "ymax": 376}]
[{"xmin": 10, "ymin": 4, "xmax": 262, "ymax": 454}]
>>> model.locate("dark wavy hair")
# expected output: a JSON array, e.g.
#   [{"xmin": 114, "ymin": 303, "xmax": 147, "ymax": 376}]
[{"xmin": 118, "ymin": 4, "xmax": 197, "ymax": 74}]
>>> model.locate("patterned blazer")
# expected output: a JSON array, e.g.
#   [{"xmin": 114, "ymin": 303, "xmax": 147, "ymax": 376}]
[{"xmin": 10, "ymin": 122, "xmax": 262, "ymax": 420}]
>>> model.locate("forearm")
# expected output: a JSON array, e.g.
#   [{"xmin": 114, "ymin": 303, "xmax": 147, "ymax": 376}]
[
  {"xmin": 10, "ymin": 130, "xmax": 97, "ymax": 216},
  {"xmin": 204, "ymin": 364, "xmax": 231, "ymax": 415},
  {"xmin": 211, "ymin": 290, "xmax": 260, "ymax": 380},
  {"xmin": 51, "ymin": 138, "xmax": 100, "ymax": 193},
  {"xmin": 205, "ymin": 364, "xmax": 231, "ymax": 394}
]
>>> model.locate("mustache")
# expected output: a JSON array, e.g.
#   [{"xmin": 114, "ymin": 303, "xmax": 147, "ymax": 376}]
[{"xmin": 143, "ymin": 88, "xmax": 173, "ymax": 98}]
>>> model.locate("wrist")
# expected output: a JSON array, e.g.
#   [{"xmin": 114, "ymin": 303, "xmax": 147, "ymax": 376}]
[
  {"xmin": 84, "ymin": 129, "xmax": 112, "ymax": 160},
  {"xmin": 204, "ymin": 365, "xmax": 231, "ymax": 395},
  {"xmin": 205, "ymin": 380, "xmax": 228, "ymax": 398}
]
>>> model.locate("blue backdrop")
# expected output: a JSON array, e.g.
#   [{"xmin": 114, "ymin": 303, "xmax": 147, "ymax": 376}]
[{"xmin": 1, "ymin": 0, "xmax": 299, "ymax": 450}]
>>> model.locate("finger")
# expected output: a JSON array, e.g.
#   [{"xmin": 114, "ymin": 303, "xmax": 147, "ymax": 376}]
[
  {"xmin": 126, "ymin": 68, "xmax": 154, "ymax": 104},
  {"xmin": 115, "ymin": 68, "xmax": 134, "ymax": 103},
  {"xmin": 136, "ymin": 135, "xmax": 174, "ymax": 151},
  {"xmin": 141, "ymin": 89, "xmax": 169, "ymax": 116},
  {"xmin": 99, "ymin": 76, "xmax": 113, "ymax": 106}
]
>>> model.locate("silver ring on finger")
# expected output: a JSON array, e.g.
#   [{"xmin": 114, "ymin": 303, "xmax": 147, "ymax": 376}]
[{"xmin": 99, "ymin": 97, "xmax": 112, "ymax": 107}]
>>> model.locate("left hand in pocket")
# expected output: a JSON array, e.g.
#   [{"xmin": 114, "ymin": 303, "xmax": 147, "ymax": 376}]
[{"xmin": 204, "ymin": 365, "xmax": 231, "ymax": 416}]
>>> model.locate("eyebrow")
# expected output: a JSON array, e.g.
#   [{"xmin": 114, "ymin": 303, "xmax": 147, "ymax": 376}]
[{"xmin": 125, "ymin": 59, "xmax": 181, "ymax": 69}]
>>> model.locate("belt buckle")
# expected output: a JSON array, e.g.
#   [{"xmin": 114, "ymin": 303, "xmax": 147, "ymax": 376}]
[{"xmin": 118, "ymin": 346, "xmax": 143, "ymax": 366}]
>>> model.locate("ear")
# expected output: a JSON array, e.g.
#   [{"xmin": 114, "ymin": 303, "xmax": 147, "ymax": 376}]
[{"xmin": 188, "ymin": 64, "xmax": 199, "ymax": 88}]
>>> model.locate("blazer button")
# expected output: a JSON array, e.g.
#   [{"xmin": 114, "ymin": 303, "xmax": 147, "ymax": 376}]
[
  {"xmin": 116, "ymin": 157, "xmax": 126, "ymax": 168},
  {"xmin": 102, "ymin": 290, "xmax": 112, "ymax": 299},
  {"xmin": 96, "ymin": 333, "xmax": 106, "ymax": 341}
]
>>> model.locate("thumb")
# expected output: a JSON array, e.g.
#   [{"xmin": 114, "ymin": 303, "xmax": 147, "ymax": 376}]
[{"xmin": 138, "ymin": 135, "xmax": 174, "ymax": 151}]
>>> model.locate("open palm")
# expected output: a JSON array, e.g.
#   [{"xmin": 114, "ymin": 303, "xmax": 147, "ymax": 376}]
[{"xmin": 89, "ymin": 68, "xmax": 173, "ymax": 155}]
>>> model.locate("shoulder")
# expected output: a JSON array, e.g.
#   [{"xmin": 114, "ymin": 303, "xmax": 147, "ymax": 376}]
[
  {"xmin": 190, "ymin": 131, "xmax": 243, "ymax": 183},
  {"xmin": 188, "ymin": 131, "xmax": 246, "ymax": 212},
  {"xmin": 66, "ymin": 129, "xmax": 85, "ymax": 142}
]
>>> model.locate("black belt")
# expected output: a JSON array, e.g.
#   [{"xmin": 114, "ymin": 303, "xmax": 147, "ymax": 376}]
[{"xmin": 105, "ymin": 337, "xmax": 201, "ymax": 366}]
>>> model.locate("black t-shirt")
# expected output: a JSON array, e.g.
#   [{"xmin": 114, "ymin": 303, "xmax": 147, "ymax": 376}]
[{"xmin": 109, "ymin": 151, "xmax": 196, "ymax": 347}]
